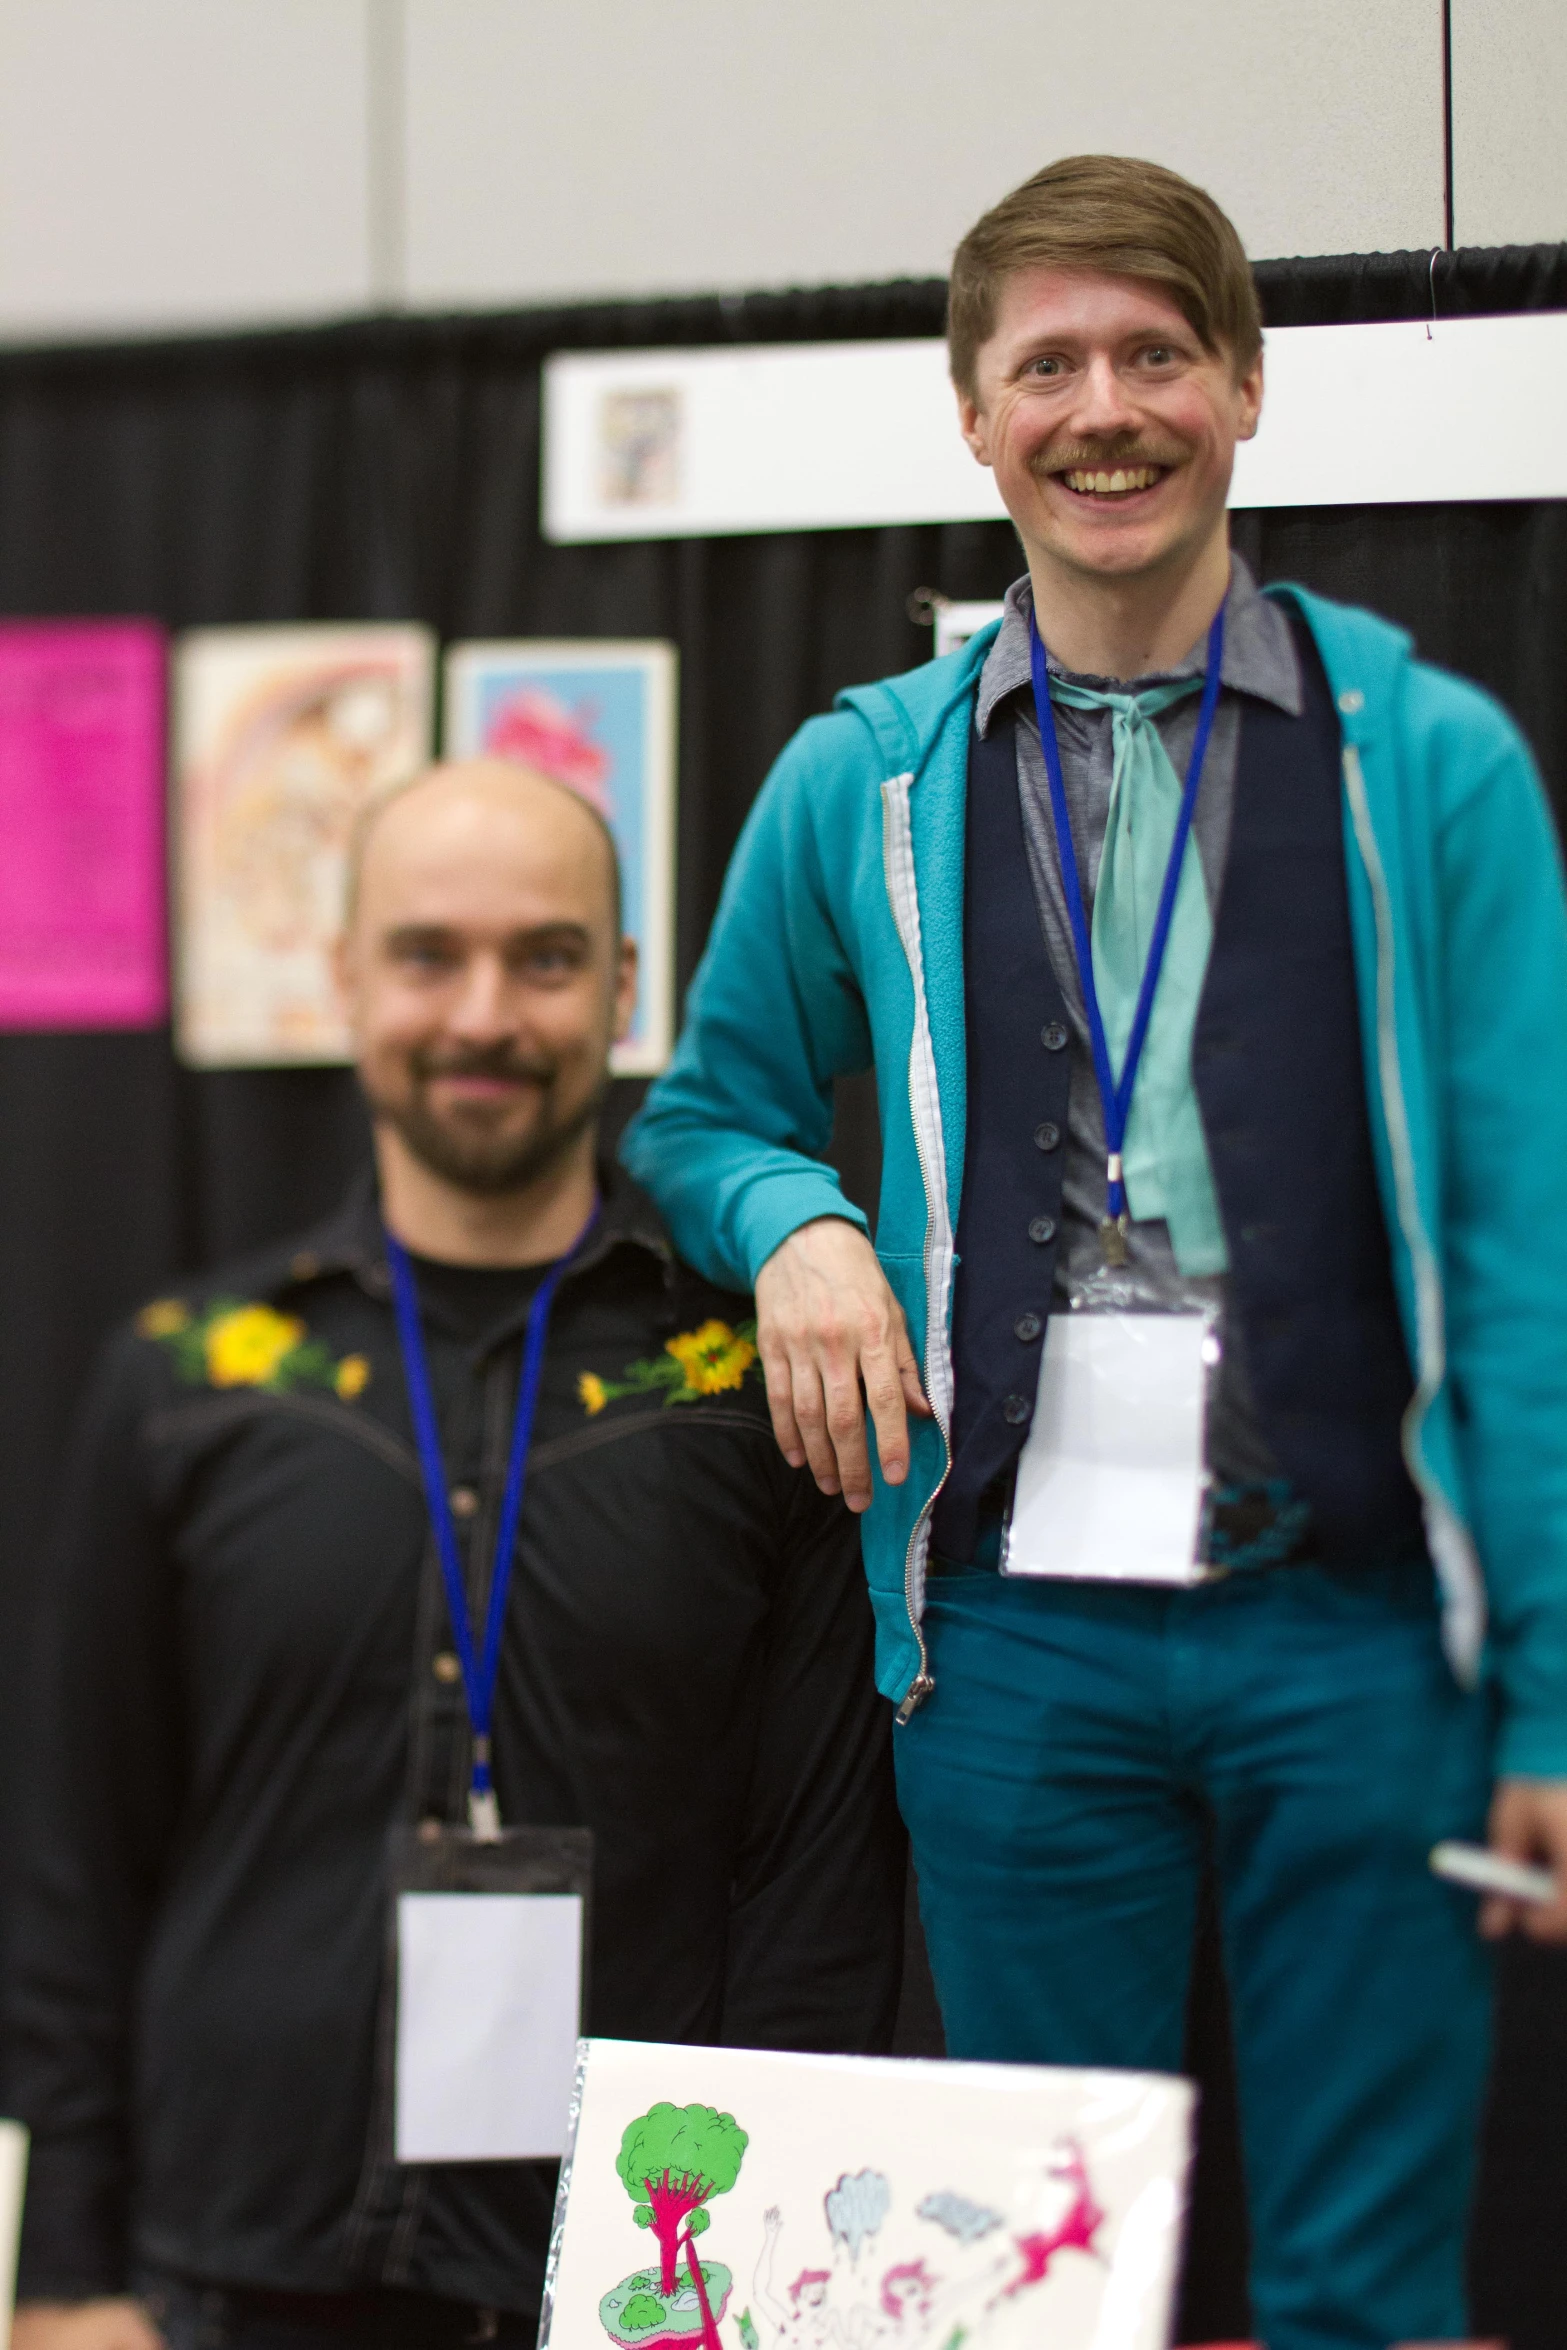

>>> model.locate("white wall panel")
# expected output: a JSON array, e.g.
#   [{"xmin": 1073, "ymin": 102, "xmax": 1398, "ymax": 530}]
[
  {"xmin": 0, "ymin": 0, "xmax": 374, "ymax": 338},
  {"xmin": 403, "ymin": 0, "xmax": 1445, "ymax": 310},
  {"xmin": 1451, "ymin": 0, "xmax": 1567, "ymax": 248}
]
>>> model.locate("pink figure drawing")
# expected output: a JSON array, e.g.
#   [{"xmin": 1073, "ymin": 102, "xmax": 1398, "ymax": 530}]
[
  {"xmin": 877, "ymin": 2260, "xmax": 938, "ymax": 2326},
  {"xmin": 481, "ymin": 686, "xmax": 613, "ymax": 815},
  {"xmin": 999, "ymin": 2138, "xmax": 1105, "ymax": 2299}
]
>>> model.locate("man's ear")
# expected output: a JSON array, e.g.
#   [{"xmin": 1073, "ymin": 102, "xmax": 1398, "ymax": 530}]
[
  {"xmin": 1234, "ymin": 345, "xmax": 1264, "ymax": 444},
  {"xmin": 955, "ymin": 381, "xmax": 993, "ymax": 468},
  {"xmin": 613, "ymin": 935, "xmax": 640, "ymax": 1046}
]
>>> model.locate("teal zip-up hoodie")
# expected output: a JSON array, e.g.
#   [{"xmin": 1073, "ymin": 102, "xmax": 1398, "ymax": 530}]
[{"xmin": 624, "ymin": 588, "xmax": 1567, "ymax": 1776}]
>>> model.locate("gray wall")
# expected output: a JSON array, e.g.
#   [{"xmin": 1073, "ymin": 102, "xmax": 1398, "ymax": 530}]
[{"xmin": 0, "ymin": 0, "xmax": 1560, "ymax": 339}]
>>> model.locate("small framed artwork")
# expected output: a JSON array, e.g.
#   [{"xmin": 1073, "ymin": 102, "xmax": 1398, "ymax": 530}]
[
  {"xmin": 599, "ymin": 389, "xmax": 683, "ymax": 510},
  {"xmin": 540, "ymin": 2038, "xmax": 1192, "ymax": 2350},
  {"xmin": 173, "ymin": 623, "xmax": 436, "ymax": 1066},
  {"xmin": 443, "ymin": 640, "xmax": 678, "ymax": 1076}
]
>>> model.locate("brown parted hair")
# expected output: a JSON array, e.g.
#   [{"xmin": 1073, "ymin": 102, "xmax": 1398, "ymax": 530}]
[{"xmin": 948, "ymin": 155, "xmax": 1263, "ymax": 399}]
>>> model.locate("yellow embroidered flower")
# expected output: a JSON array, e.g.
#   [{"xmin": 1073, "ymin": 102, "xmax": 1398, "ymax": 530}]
[
  {"xmin": 334, "ymin": 1353, "xmax": 371, "ymax": 1401},
  {"xmin": 137, "ymin": 1298, "xmax": 191, "ymax": 1338},
  {"xmin": 205, "ymin": 1304, "xmax": 305, "ymax": 1389},
  {"xmin": 578, "ymin": 1372, "xmax": 609, "ymax": 1417},
  {"xmin": 665, "ymin": 1319, "xmax": 758, "ymax": 1397}
]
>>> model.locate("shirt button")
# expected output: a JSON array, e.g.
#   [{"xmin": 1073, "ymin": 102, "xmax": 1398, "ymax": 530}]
[
  {"xmin": 1028, "ymin": 1215, "xmax": 1057, "ymax": 1244},
  {"xmin": 1041, "ymin": 1021, "xmax": 1069, "ymax": 1052},
  {"xmin": 450, "ymin": 1486, "xmax": 479, "ymax": 1519},
  {"xmin": 1014, "ymin": 1313, "xmax": 1043, "ymax": 1342},
  {"xmin": 432, "ymin": 1652, "xmax": 462, "ymax": 1685},
  {"xmin": 1002, "ymin": 1394, "xmax": 1032, "ymax": 1425},
  {"xmin": 1033, "ymin": 1121, "xmax": 1061, "ymax": 1152},
  {"xmin": 288, "ymin": 1250, "xmax": 320, "ymax": 1282},
  {"xmin": 416, "ymin": 1817, "xmax": 444, "ymax": 1843}
]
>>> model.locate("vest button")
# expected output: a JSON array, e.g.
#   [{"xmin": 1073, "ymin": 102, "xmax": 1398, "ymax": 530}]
[
  {"xmin": 1033, "ymin": 1121, "xmax": 1061, "ymax": 1152},
  {"xmin": 1014, "ymin": 1312, "xmax": 1043, "ymax": 1342},
  {"xmin": 1028, "ymin": 1215, "xmax": 1056, "ymax": 1244},
  {"xmin": 1002, "ymin": 1393, "xmax": 1032, "ymax": 1425},
  {"xmin": 1041, "ymin": 1021, "xmax": 1069, "ymax": 1052}
]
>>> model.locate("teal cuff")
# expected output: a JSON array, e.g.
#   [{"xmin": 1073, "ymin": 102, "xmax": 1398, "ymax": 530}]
[
  {"xmin": 1494, "ymin": 1714, "xmax": 1567, "ymax": 1782},
  {"xmin": 734, "ymin": 1170, "xmax": 870, "ymax": 1289}
]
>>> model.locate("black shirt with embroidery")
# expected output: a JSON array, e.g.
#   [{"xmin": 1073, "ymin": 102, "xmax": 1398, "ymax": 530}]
[{"xmin": 5, "ymin": 1165, "xmax": 904, "ymax": 2314}]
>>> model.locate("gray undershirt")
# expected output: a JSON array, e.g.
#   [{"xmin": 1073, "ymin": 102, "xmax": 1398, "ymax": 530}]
[{"xmin": 974, "ymin": 555, "xmax": 1303, "ymax": 1484}]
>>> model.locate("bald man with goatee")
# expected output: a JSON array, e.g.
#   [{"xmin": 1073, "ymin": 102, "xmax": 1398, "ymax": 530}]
[{"xmin": 6, "ymin": 762, "xmax": 904, "ymax": 2350}]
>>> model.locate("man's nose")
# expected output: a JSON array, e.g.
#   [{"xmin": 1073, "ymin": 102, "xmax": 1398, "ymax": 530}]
[
  {"xmin": 446, "ymin": 954, "xmax": 514, "ymax": 1037},
  {"xmin": 1070, "ymin": 353, "xmax": 1140, "ymax": 438}
]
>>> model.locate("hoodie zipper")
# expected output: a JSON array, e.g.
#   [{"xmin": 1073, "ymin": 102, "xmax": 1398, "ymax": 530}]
[
  {"xmin": 880, "ymin": 773, "xmax": 953, "ymax": 1721},
  {"xmin": 894, "ymin": 1066, "xmax": 946, "ymax": 1724}
]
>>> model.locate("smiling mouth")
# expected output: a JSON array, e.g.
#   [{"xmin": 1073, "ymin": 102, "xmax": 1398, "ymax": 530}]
[{"xmin": 1057, "ymin": 464, "xmax": 1168, "ymax": 497}]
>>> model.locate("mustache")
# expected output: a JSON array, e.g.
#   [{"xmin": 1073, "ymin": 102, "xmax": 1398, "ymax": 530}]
[
  {"xmin": 410, "ymin": 1044, "xmax": 557, "ymax": 1086},
  {"xmin": 1032, "ymin": 435, "xmax": 1189, "ymax": 476}
]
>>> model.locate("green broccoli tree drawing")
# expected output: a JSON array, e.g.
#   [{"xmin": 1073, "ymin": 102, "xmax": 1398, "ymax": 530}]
[{"xmin": 611, "ymin": 2101, "xmax": 749, "ymax": 2350}]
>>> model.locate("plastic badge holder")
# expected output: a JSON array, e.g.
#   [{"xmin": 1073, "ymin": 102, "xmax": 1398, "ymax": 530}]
[
  {"xmin": 1001, "ymin": 1253, "xmax": 1221, "ymax": 1587},
  {"xmin": 389, "ymin": 1821, "xmax": 593, "ymax": 2165}
]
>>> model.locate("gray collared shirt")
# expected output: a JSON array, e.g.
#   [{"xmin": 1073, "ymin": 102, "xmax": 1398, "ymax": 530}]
[{"xmin": 975, "ymin": 554, "xmax": 1302, "ymax": 1485}]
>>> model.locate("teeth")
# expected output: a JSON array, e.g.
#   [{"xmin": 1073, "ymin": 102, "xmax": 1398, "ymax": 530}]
[{"xmin": 1061, "ymin": 465, "xmax": 1161, "ymax": 494}]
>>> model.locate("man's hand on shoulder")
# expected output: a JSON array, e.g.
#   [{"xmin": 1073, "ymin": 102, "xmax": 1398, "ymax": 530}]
[
  {"xmin": 755, "ymin": 1218, "xmax": 931, "ymax": 1513},
  {"xmin": 1483, "ymin": 1778, "xmax": 1567, "ymax": 1942},
  {"xmin": 11, "ymin": 2302, "xmax": 164, "ymax": 2350}
]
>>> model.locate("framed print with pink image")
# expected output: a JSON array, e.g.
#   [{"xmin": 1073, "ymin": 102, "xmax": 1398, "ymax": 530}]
[{"xmin": 443, "ymin": 640, "xmax": 677, "ymax": 1076}]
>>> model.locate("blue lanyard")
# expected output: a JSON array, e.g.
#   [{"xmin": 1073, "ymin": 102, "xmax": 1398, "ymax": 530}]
[
  {"xmin": 386, "ymin": 1204, "xmax": 598, "ymax": 1836},
  {"xmin": 1027, "ymin": 608, "xmax": 1225, "ymax": 1256}
]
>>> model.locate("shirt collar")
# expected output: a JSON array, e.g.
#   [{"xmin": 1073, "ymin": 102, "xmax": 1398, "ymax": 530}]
[
  {"xmin": 259, "ymin": 1155, "xmax": 674, "ymax": 1308},
  {"xmin": 974, "ymin": 551, "xmax": 1303, "ymax": 738}
]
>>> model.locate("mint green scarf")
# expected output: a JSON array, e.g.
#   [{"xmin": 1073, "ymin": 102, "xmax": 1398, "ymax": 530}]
[{"xmin": 1047, "ymin": 674, "xmax": 1229, "ymax": 1276}]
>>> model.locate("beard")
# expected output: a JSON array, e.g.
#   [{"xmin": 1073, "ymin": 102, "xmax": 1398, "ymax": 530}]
[{"xmin": 366, "ymin": 1043, "xmax": 608, "ymax": 1197}]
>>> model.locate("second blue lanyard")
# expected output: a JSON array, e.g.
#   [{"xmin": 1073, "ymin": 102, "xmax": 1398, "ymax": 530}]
[
  {"xmin": 1027, "ymin": 607, "xmax": 1225, "ymax": 1258},
  {"xmin": 387, "ymin": 1205, "xmax": 598, "ymax": 1836}
]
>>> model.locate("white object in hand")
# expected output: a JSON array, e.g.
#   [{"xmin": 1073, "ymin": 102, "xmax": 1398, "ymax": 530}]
[
  {"xmin": 0, "ymin": 2119, "xmax": 28, "ymax": 2343},
  {"xmin": 1429, "ymin": 1841, "xmax": 1557, "ymax": 1903}
]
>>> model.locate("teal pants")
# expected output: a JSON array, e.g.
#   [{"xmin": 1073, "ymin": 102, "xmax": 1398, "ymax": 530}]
[{"xmin": 894, "ymin": 1559, "xmax": 1495, "ymax": 2350}]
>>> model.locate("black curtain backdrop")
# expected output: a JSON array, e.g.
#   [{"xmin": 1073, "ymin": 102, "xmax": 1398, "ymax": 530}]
[{"xmin": 0, "ymin": 242, "xmax": 1565, "ymax": 2346}]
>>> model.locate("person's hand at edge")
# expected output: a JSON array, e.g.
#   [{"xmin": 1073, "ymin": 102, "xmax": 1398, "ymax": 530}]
[
  {"xmin": 1482, "ymin": 1777, "xmax": 1567, "ymax": 1941},
  {"xmin": 10, "ymin": 2301, "xmax": 165, "ymax": 2350},
  {"xmin": 755, "ymin": 1218, "xmax": 932, "ymax": 1512}
]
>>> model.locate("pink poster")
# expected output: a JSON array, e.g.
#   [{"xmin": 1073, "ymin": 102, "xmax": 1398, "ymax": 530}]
[{"xmin": 0, "ymin": 620, "xmax": 167, "ymax": 1029}]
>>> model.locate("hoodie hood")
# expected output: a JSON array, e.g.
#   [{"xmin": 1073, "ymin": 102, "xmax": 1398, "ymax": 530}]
[{"xmin": 836, "ymin": 623, "xmax": 1002, "ymax": 777}]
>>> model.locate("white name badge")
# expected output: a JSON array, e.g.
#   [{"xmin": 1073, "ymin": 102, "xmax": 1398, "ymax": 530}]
[
  {"xmin": 1001, "ymin": 1313, "xmax": 1210, "ymax": 1586},
  {"xmin": 394, "ymin": 1890, "xmax": 584, "ymax": 2163}
]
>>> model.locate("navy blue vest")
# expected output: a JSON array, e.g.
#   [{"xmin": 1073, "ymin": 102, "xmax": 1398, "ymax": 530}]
[{"xmin": 931, "ymin": 619, "xmax": 1427, "ymax": 1567}]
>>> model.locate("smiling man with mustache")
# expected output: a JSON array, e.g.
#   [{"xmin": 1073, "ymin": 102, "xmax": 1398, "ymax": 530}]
[
  {"xmin": 626, "ymin": 156, "xmax": 1567, "ymax": 2350},
  {"xmin": 6, "ymin": 758, "xmax": 905, "ymax": 2350}
]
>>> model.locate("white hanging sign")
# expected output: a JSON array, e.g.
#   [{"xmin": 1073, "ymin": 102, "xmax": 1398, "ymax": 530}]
[{"xmin": 544, "ymin": 312, "xmax": 1567, "ymax": 543}]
